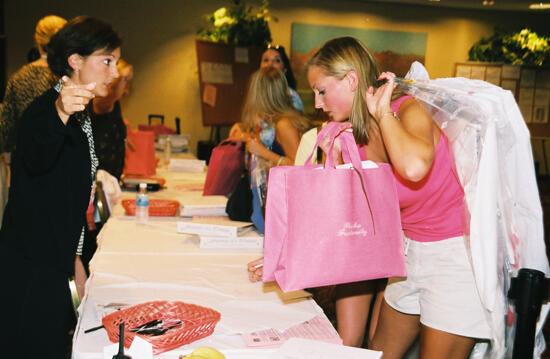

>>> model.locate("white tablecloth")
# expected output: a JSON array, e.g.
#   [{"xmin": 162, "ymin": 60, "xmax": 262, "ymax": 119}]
[{"xmin": 72, "ymin": 166, "xmax": 330, "ymax": 359}]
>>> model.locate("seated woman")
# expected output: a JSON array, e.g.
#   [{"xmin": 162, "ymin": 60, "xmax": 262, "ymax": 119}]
[
  {"xmin": 242, "ymin": 66, "xmax": 309, "ymax": 232},
  {"xmin": 229, "ymin": 44, "xmax": 304, "ymax": 140}
]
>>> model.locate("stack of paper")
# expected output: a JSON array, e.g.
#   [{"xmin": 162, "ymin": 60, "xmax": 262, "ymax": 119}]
[
  {"xmin": 242, "ymin": 316, "xmax": 342, "ymax": 348},
  {"xmin": 180, "ymin": 195, "xmax": 227, "ymax": 217},
  {"xmin": 268, "ymin": 338, "xmax": 383, "ymax": 359},
  {"xmin": 176, "ymin": 217, "xmax": 263, "ymax": 249},
  {"xmin": 168, "ymin": 158, "xmax": 205, "ymax": 172}
]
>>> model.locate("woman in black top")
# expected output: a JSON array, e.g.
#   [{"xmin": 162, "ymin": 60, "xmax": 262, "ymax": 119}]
[{"xmin": 0, "ymin": 16, "xmax": 121, "ymax": 358}]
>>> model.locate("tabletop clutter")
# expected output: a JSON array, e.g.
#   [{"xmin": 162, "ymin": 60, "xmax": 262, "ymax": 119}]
[
  {"xmin": 76, "ymin": 126, "xmax": 387, "ymax": 359},
  {"xmin": 102, "ymin": 300, "xmax": 221, "ymax": 355}
]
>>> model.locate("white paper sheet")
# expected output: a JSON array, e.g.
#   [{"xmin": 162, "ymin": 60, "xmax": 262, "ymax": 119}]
[{"xmin": 268, "ymin": 338, "xmax": 382, "ymax": 359}]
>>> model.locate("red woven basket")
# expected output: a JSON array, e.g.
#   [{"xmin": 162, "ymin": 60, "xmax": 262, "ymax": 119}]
[
  {"xmin": 122, "ymin": 199, "xmax": 180, "ymax": 216},
  {"xmin": 102, "ymin": 300, "xmax": 221, "ymax": 354}
]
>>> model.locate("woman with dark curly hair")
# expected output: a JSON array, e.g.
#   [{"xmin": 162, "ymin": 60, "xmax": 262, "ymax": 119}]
[{"xmin": 0, "ymin": 16, "xmax": 121, "ymax": 358}]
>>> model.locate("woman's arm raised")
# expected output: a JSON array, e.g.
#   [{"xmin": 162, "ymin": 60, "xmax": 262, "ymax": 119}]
[{"xmin": 366, "ymin": 73, "xmax": 435, "ymax": 182}]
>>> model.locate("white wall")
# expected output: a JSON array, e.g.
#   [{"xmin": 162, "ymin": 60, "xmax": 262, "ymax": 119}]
[{"xmin": 5, "ymin": 0, "xmax": 549, "ymax": 155}]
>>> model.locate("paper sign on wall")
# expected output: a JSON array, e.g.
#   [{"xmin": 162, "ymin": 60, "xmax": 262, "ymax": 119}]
[
  {"xmin": 200, "ymin": 62, "xmax": 233, "ymax": 84},
  {"xmin": 202, "ymin": 84, "xmax": 217, "ymax": 107},
  {"xmin": 235, "ymin": 47, "xmax": 249, "ymax": 63}
]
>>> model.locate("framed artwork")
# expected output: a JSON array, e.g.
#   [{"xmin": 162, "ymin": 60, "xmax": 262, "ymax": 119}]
[{"xmin": 290, "ymin": 23, "xmax": 428, "ymax": 114}]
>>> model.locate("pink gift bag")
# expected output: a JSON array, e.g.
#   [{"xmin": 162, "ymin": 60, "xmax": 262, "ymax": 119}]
[
  {"xmin": 263, "ymin": 122, "xmax": 406, "ymax": 292},
  {"xmin": 203, "ymin": 140, "xmax": 245, "ymax": 196}
]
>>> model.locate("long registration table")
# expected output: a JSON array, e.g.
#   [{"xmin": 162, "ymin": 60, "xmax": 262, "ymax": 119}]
[{"xmin": 72, "ymin": 163, "xmax": 333, "ymax": 358}]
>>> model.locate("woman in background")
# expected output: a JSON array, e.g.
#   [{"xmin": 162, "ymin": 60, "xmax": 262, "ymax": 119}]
[
  {"xmin": 0, "ymin": 16, "xmax": 121, "ymax": 358},
  {"xmin": 260, "ymin": 44, "xmax": 303, "ymax": 111},
  {"xmin": 0, "ymin": 15, "xmax": 67, "ymax": 222},
  {"xmin": 81, "ymin": 59, "xmax": 133, "ymax": 275},
  {"xmin": 91, "ymin": 58, "xmax": 133, "ymax": 180},
  {"xmin": 0, "ymin": 15, "xmax": 67, "ymax": 155},
  {"xmin": 229, "ymin": 44, "xmax": 304, "ymax": 140},
  {"xmin": 242, "ymin": 66, "xmax": 309, "ymax": 233}
]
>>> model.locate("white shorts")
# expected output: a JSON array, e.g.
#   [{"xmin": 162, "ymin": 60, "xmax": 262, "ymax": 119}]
[{"xmin": 384, "ymin": 236, "xmax": 491, "ymax": 339}]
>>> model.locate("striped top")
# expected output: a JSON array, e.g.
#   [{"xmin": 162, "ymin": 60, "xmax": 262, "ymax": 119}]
[{"xmin": 54, "ymin": 80, "xmax": 98, "ymax": 255}]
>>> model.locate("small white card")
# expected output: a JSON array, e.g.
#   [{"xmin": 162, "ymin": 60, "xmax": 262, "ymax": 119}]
[
  {"xmin": 200, "ymin": 230, "xmax": 263, "ymax": 249},
  {"xmin": 103, "ymin": 336, "xmax": 153, "ymax": 359}
]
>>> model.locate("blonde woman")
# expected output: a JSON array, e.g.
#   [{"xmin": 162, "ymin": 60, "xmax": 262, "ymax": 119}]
[
  {"xmin": 307, "ymin": 36, "xmax": 490, "ymax": 358},
  {"xmin": 0, "ymin": 15, "xmax": 67, "ymax": 222},
  {"xmin": 243, "ymin": 66, "xmax": 309, "ymax": 166},
  {"xmin": 0, "ymin": 15, "xmax": 67, "ymax": 155},
  {"xmin": 242, "ymin": 66, "xmax": 309, "ymax": 233}
]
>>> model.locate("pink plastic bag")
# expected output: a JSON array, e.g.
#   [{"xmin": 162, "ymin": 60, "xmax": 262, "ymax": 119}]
[{"xmin": 263, "ymin": 122, "xmax": 406, "ymax": 292}]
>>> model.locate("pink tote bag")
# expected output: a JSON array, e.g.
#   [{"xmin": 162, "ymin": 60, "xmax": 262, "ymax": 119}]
[{"xmin": 263, "ymin": 122, "xmax": 406, "ymax": 292}]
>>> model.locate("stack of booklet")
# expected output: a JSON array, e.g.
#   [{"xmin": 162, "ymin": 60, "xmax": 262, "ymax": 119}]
[
  {"xmin": 179, "ymin": 195, "xmax": 227, "ymax": 217},
  {"xmin": 176, "ymin": 217, "xmax": 263, "ymax": 249}
]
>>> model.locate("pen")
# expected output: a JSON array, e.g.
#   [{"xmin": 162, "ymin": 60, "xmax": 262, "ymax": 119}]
[
  {"xmin": 252, "ymin": 263, "xmax": 263, "ymax": 269},
  {"xmin": 84, "ymin": 324, "xmax": 105, "ymax": 333}
]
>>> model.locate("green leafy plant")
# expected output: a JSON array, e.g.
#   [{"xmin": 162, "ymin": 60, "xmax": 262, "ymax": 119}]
[
  {"xmin": 469, "ymin": 28, "xmax": 550, "ymax": 66},
  {"xmin": 197, "ymin": 0, "xmax": 273, "ymax": 47}
]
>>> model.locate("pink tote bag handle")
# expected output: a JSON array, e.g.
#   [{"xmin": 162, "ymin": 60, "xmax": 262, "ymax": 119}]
[
  {"xmin": 305, "ymin": 122, "xmax": 376, "ymax": 234},
  {"xmin": 304, "ymin": 122, "xmax": 352, "ymax": 166}
]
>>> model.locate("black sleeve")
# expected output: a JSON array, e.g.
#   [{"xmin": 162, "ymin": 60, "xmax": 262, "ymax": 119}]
[{"xmin": 18, "ymin": 89, "xmax": 72, "ymax": 175}]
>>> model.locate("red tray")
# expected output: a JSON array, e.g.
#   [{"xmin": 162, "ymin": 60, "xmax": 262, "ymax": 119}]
[
  {"xmin": 102, "ymin": 300, "xmax": 221, "ymax": 354},
  {"xmin": 122, "ymin": 199, "xmax": 179, "ymax": 216}
]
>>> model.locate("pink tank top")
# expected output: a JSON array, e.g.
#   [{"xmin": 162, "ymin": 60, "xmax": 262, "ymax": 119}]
[
  {"xmin": 360, "ymin": 96, "xmax": 464, "ymax": 242},
  {"xmin": 391, "ymin": 97, "xmax": 464, "ymax": 242},
  {"xmin": 394, "ymin": 132, "xmax": 464, "ymax": 242}
]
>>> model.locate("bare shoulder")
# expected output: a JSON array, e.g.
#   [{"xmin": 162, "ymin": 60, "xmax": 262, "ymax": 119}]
[
  {"xmin": 397, "ymin": 97, "xmax": 426, "ymax": 119},
  {"xmin": 275, "ymin": 117, "xmax": 296, "ymax": 130},
  {"xmin": 397, "ymin": 97, "xmax": 435, "ymax": 140}
]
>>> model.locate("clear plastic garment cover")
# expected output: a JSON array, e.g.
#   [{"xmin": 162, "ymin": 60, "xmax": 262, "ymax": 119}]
[{"xmin": 398, "ymin": 63, "xmax": 550, "ymax": 358}]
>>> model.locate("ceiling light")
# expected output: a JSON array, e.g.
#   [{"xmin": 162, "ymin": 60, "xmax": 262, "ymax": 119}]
[
  {"xmin": 482, "ymin": 0, "xmax": 495, "ymax": 6},
  {"xmin": 529, "ymin": 2, "xmax": 550, "ymax": 9}
]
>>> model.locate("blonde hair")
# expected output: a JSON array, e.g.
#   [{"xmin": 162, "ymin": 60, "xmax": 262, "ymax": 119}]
[
  {"xmin": 242, "ymin": 67, "xmax": 310, "ymax": 135},
  {"xmin": 307, "ymin": 37, "xmax": 379, "ymax": 146},
  {"xmin": 35, "ymin": 15, "xmax": 67, "ymax": 53}
]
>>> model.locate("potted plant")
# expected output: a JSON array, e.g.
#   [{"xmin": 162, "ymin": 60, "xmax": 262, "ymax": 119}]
[
  {"xmin": 469, "ymin": 28, "xmax": 549, "ymax": 66},
  {"xmin": 195, "ymin": 1, "xmax": 274, "ymax": 160},
  {"xmin": 197, "ymin": 0, "xmax": 273, "ymax": 47}
]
